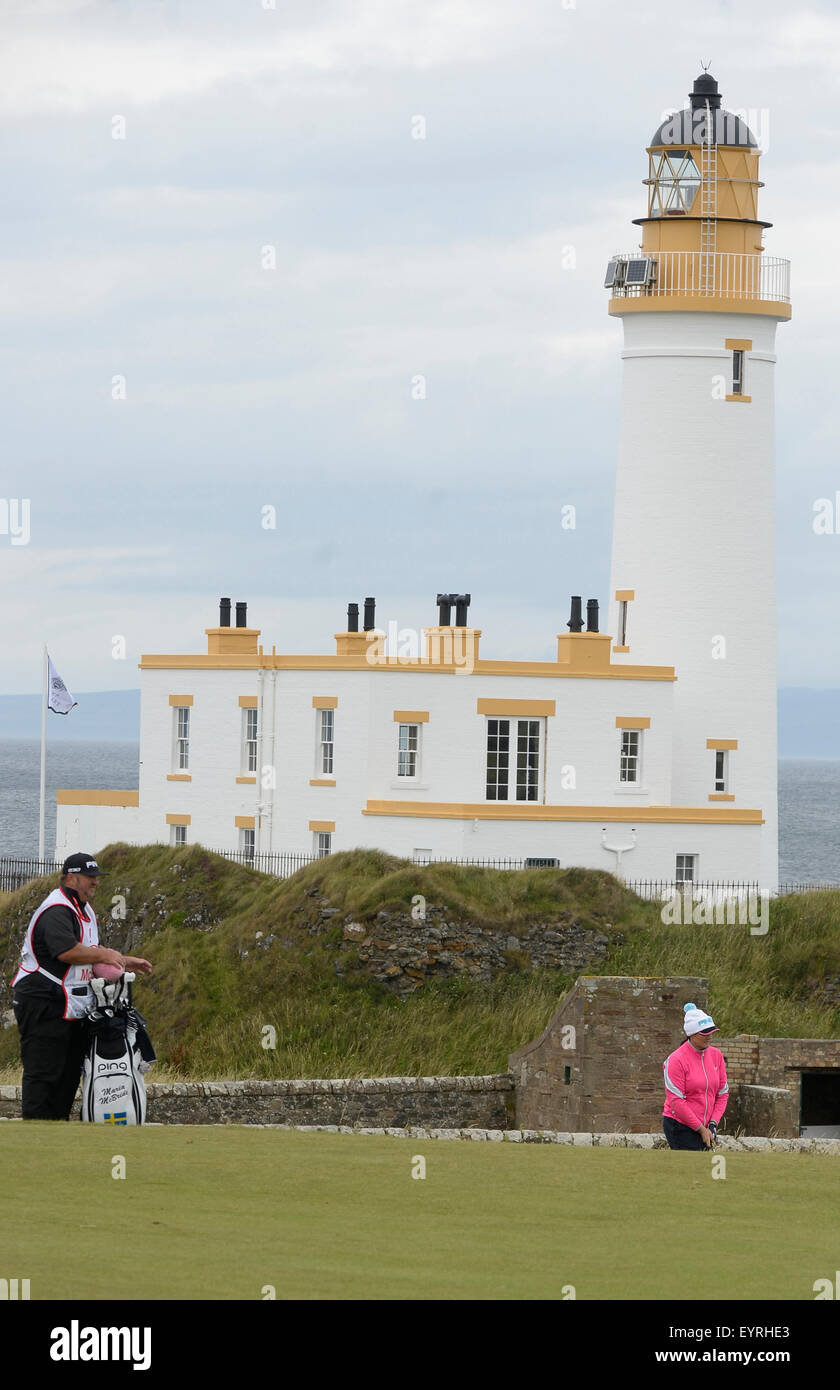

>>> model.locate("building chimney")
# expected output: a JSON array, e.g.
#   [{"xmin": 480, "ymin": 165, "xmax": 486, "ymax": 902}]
[
  {"xmin": 363, "ymin": 597, "xmax": 376, "ymax": 631},
  {"xmin": 436, "ymin": 593, "xmax": 453, "ymax": 626},
  {"xmin": 567, "ymin": 596, "xmax": 584, "ymax": 633},
  {"xmin": 454, "ymin": 593, "xmax": 471, "ymax": 627},
  {"xmin": 219, "ymin": 597, "xmax": 231, "ymax": 628},
  {"xmin": 235, "ymin": 602, "xmax": 247, "ymax": 629},
  {"xmin": 586, "ymin": 599, "xmax": 599, "ymax": 633},
  {"xmin": 347, "ymin": 602, "xmax": 359, "ymax": 633}
]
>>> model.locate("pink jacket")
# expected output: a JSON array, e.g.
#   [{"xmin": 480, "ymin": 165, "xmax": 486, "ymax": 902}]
[{"xmin": 663, "ymin": 1039, "xmax": 729, "ymax": 1129}]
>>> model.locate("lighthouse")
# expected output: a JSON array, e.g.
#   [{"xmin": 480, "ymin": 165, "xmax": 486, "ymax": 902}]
[{"xmin": 605, "ymin": 72, "xmax": 790, "ymax": 891}]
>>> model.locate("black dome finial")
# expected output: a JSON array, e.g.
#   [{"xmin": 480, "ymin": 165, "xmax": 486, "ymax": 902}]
[{"xmin": 690, "ymin": 70, "xmax": 721, "ymax": 111}]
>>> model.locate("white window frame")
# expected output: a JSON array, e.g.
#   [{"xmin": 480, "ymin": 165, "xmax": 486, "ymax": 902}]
[
  {"xmin": 732, "ymin": 349, "xmax": 745, "ymax": 396},
  {"xmin": 617, "ymin": 600, "xmax": 628, "ymax": 646},
  {"xmin": 239, "ymin": 826, "xmax": 255, "ymax": 861},
  {"xmin": 314, "ymin": 831, "xmax": 332, "ymax": 859},
  {"xmin": 485, "ymin": 717, "xmax": 544, "ymax": 803},
  {"xmin": 242, "ymin": 707, "xmax": 258, "ymax": 776},
  {"xmin": 173, "ymin": 706, "xmax": 190, "ymax": 771},
  {"xmin": 170, "ymin": 823, "xmax": 187, "ymax": 848},
  {"xmin": 713, "ymin": 748, "xmax": 729, "ymax": 793},
  {"xmin": 619, "ymin": 729, "xmax": 641, "ymax": 785},
  {"xmin": 675, "ymin": 853, "xmax": 697, "ymax": 885},
  {"xmin": 397, "ymin": 723, "xmax": 420, "ymax": 779},
  {"xmin": 317, "ymin": 709, "xmax": 334, "ymax": 777}
]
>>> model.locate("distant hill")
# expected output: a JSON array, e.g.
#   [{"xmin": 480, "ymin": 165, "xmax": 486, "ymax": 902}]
[
  {"xmin": 0, "ymin": 690, "xmax": 139, "ymax": 742},
  {"xmin": 0, "ymin": 686, "xmax": 837, "ymax": 754}
]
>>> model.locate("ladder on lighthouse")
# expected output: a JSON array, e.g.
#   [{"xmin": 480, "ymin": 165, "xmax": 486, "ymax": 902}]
[{"xmin": 699, "ymin": 99, "xmax": 717, "ymax": 295}]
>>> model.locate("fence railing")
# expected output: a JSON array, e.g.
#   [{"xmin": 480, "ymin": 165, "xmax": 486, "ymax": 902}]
[
  {"xmin": 0, "ymin": 857, "xmax": 61, "ymax": 894},
  {"xmin": 608, "ymin": 250, "xmax": 790, "ymax": 304},
  {"xmin": 2, "ymin": 853, "xmax": 838, "ymax": 898}
]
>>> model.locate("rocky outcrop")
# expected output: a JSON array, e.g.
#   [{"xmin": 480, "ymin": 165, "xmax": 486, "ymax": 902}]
[{"xmin": 301, "ymin": 899, "xmax": 617, "ymax": 994}]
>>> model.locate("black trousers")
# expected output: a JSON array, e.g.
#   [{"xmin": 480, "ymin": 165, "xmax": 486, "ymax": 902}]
[
  {"xmin": 13, "ymin": 994, "xmax": 88, "ymax": 1120},
  {"xmin": 663, "ymin": 1116, "xmax": 710, "ymax": 1151}
]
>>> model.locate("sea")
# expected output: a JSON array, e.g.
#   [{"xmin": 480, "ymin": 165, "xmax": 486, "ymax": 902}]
[{"xmin": 0, "ymin": 739, "xmax": 838, "ymax": 884}]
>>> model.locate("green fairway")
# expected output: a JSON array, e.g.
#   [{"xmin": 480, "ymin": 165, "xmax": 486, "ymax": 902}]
[{"xmin": 0, "ymin": 1125, "xmax": 835, "ymax": 1300}]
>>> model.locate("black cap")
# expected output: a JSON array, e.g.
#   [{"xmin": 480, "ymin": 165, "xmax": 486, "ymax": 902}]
[{"xmin": 62, "ymin": 853, "xmax": 102, "ymax": 877}]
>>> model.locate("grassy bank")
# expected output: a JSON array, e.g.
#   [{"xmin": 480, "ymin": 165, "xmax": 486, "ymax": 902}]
[{"xmin": 0, "ymin": 844, "xmax": 838, "ymax": 1080}]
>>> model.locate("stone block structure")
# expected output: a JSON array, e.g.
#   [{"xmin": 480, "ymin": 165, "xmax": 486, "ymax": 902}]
[{"xmin": 509, "ymin": 975, "xmax": 708, "ymax": 1133}]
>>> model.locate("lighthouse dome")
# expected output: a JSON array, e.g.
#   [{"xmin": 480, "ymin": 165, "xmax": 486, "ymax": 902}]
[{"xmin": 651, "ymin": 72, "xmax": 757, "ymax": 148}]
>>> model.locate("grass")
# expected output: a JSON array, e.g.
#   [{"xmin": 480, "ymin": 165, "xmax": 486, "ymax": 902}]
[
  {"xmin": 0, "ymin": 1124, "xmax": 834, "ymax": 1300},
  {"xmin": 0, "ymin": 844, "xmax": 838, "ymax": 1082}
]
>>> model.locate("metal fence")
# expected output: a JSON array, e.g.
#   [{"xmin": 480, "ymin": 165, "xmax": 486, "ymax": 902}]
[
  {"xmin": 1, "ymin": 852, "xmax": 839, "ymax": 898},
  {"xmin": 0, "ymin": 857, "xmax": 61, "ymax": 894},
  {"xmin": 608, "ymin": 250, "xmax": 791, "ymax": 304}
]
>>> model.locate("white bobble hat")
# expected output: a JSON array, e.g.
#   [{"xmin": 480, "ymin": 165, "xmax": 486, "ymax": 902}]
[{"xmin": 683, "ymin": 1002, "xmax": 718, "ymax": 1036}]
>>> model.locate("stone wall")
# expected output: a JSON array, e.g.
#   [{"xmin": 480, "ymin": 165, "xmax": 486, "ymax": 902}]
[
  {"xmin": 0, "ymin": 1075, "xmax": 516, "ymax": 1129},
  {"xmin": 509, "ymin": 975, "xmax": 709, "ymax": 1133},
  {"xmin": 336, "ymin": 903, "xmax": 611, "ymax": 995},
  {"xmin": 723, "ymin": 1083, "xmax": 798, "ymax": 1137},
  {"xmin": 716, "ymin": 1035, "xmax": 840, "ymax": 1136}
]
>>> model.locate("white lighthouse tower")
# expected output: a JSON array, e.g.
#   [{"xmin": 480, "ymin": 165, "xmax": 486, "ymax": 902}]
[{"xmin": 605, "ymin": 72, "xmax": 790, "ymax": 891}]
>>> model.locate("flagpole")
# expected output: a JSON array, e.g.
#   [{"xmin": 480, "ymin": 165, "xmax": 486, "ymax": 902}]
[{"xmin": 38, "ymin": 644, "xmax": 47, "ymax": 862}]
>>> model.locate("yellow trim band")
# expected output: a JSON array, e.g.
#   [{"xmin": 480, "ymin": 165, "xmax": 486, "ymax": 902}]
[
  {"xmin": 707, "ymin": 739, "xmax": 738, "ymax": 750},
  {"xmin": 310, "ymin": 778, "xmax": 336, "ymax": 787},
  {"xmin": 477, "ymin": 699, "xmax": 556, "ymax": 717},
  {"xmin": 139, "ymin": 654, "xmax": 676, "ymax": 681},
  {"xmin": 234, "ymin": 815, "xmax": 255, "ymax": 829},
  {"xmin": 708, "ymin": 794, "xmax": 735, "ymax": 802},
  {"xmin": 168, "ymin": 694, "xmax": 193, "ymax": 706},
  {"xmin": 167, "ymin": 774, "xmax": 191, "ymax": 782},
  {"xmin": 166, "ymin": 814, "xmax": 191, "ymax": 826},
  {"xmin": 610, "ymin": 296, "xmax": 791, "ymax": 320},
  {"xmin": 614, "ymin": 590, "xmax": 635, "ymax": 601},
  {"xmin": 725, "ymin": 339, "xmax": 753, "ymax": 350},
  {"xmin": 238, "ymin": 696, "xmax": 258, "ymax": 708},
  {"xmin": 393, "ymin": 710, "xmax": 429, "ymax": 723},
  {"xmin": 56, "ymin": 790, "xmax": 139, "ymax": 807},
  {"xmin": 612, "ymin": 645, "xmax": 630, "ymax": 654},
  {"xmin": 725, "ymin": 394, "xmax": 752, "ymax": 403},
  {"xmin": 362, "ymin": 800, "xmax": 763, "ymax": 825},
  {"xmin": 236, "ymin": 776, "xmax": 256, "ymax": 784},
  {"xmin": 312, "ymin": 696, "xmax": 338, "ymax": 709},
  {"xmin": 309, "ymin": 820, "xmax": 335, "ymax": 832},
  {"xmin": 616, "ymin": 717, "xmax": 650, "ymax": 730}
]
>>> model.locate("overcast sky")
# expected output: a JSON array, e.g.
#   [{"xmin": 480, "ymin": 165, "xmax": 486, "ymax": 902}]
[{"xmin": 0, "ymin": 0, "xmax": 838, "ymax": 693}]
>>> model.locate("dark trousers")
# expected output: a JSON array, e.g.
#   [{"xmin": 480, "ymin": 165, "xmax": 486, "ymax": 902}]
[
  {"xmin": 13, "ymin": 994, "xmax": 88, "ymax": 1120},
  {"xmin": 663, "ymin": 1116, "xmax": 710, "ymax": 1151}
]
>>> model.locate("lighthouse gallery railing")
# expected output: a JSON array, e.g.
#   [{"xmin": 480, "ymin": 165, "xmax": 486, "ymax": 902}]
[{"xmin": 609, "ymin": 251, "xmax": 790, "ymax": 304}]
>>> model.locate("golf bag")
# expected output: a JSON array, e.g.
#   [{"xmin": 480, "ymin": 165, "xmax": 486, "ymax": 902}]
[{"xmin": 81, "ymin": 973, "xmax": 156, "ymax": 1125}]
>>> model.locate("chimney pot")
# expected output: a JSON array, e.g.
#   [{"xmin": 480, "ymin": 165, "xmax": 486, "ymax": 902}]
[
  {"xmin": 586, "ymin": 599, "xmax": 599, "ymax": 633},
  {"xmin": 235, "ymin": 601, "xmax": 247, "ymax": 629},
  {"xmin": 567, "ymin": 596, "xmax": 584, "ymax": 633},
  {"xmin": 219, "ymin": 597, "xmax": 231, "ymax": 628},
  {"xmin": 454, "ymin": 593, "xmax": 471, "ymax": 627},
  {"xmin": 436, "ymin": 593, "xmax": 453, "ymax": 626},
  {"xmin": 347, "ymin": 602, "xmax": 359, "ymax": 633},
  {"xmin": 363, "ymin": 597, "xmax": 376, "ymax": 631}
]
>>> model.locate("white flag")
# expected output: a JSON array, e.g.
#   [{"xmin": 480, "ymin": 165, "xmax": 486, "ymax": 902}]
[{"xmin": 47, "ymin": 656, "xmax": 77, "ymax": 715}]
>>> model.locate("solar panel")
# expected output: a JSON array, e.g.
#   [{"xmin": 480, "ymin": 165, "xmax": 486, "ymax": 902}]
[
  {"xmin": 625, "ymin": 258, "xmax": 651, "ymax": 286},
  {"xmin": 604, "ymin": 258, "xmax": 622, "ymax": 288}
]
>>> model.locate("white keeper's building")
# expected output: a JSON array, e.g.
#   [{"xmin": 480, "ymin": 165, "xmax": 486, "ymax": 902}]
[{"xmin": 56, "ymin": 73, "xmax": 790, "ymax": 891}]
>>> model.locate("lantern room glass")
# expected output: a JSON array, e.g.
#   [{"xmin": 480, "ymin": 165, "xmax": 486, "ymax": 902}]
[{"xmin": 647, "ymin": 151, "xmax": 702, "ymax": 217}]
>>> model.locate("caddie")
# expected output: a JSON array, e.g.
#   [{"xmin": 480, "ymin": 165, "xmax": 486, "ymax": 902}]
[{"xmin": 10, "ymin": 853, "xmax": 151, "ymax": 1120}]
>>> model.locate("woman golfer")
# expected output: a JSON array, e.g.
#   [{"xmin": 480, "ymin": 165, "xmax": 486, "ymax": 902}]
[{"xmin": 662, "ymin": 1003, "xmax": 729, "ymax": 1150}]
